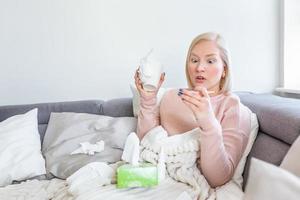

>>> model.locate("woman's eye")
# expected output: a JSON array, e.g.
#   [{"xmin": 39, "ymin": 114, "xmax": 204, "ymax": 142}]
[
  {"xmin": 191, "ymin": 58, "xmax": 199, "ymax": 63},
  {"xmin": 207, "ymin": 59, "xmax": 217, "ymax": 64}
]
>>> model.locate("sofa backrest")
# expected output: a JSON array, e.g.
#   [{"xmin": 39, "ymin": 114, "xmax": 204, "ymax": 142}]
[
  {"xmin": 237, "ymin": 92, "xmax": 300, "ymax": 188},
  {"xmin": 1, "ymin": 94, "xmax": 300, "ymax": 189},
  {"xmin": 0, "ymin": 99, "xmax": 133, "ymax": 143}
]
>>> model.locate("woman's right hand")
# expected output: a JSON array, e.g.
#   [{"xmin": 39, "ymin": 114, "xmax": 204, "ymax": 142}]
[{"xmin": 134, "ymin": 68, "xmax": 165, "ymax": 99}]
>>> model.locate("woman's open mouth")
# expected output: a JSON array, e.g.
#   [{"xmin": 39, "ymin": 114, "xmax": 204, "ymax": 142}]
[{"xmin": 195, "ymin": 76, "xmax": 206, "ymax": 83}]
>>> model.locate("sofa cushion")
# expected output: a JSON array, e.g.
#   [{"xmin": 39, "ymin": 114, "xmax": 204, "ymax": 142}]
[
  {"xmin": 238, "ymin": 93, "xmax": 300, "ymax": 145},
  {"xmin": 281, "ymin": 135, "xmax": 300, "ymax": 177},
  {"xmin": 244, "ymin": 158, "xmax": 300, "ymax": 200},
  {"xmin": 242, "ymin": 131, "xmax": 290, "ymax": 189},
  {"xmin": 42, "ymin": 112, "xmax": 137, "ymax": 179}
]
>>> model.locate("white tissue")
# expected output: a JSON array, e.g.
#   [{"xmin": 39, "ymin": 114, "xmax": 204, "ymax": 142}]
[
  {"xmin": 121, "ymin": 132, "xmax": 140, "ymax": 166},
  {"xmin": 139, "ymin": 49, "xmax": 163, "ymax": 92},
  {"xmin": 71, "ymin": 140, "xmax": 105, "ymax": 155},
  {"xmin": 121, "ymin": 131, "xmax": 167, "ymax": 183},
  {"xmin": 67, "ymin": 162, "xmax": 113, "ymax": 196}
]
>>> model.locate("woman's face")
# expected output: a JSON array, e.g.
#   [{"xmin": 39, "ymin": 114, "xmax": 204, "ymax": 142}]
[{"xmin": 187, "ymin": 40, "xmax": 225, "ymax": 93}]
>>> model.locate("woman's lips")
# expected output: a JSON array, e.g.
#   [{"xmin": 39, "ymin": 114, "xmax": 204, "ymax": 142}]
[{"xmin": 195, "ymin": 76, "xmax": 206, "ymax": 83}]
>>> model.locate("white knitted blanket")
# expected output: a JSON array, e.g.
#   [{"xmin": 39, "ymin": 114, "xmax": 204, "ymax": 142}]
[{"xmin": 140, "ymin": 126, "xmax": 214, "ymax": 200}]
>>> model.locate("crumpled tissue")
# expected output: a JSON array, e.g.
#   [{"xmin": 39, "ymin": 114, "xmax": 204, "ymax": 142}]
[
  {"xmin": 71, "ymin": 140, "xmax": 105, "ymax": 156},
  {"xmin": 67, "ymin": 162, "xmax": 114, "ymax": 196}
]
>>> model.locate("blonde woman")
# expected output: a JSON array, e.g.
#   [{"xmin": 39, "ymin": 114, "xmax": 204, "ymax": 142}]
[{"xmin": 134, "ymin": 32, "xmax": 251, "ymax": 188}]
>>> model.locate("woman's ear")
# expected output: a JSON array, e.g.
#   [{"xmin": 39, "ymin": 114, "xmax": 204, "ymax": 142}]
[
  {"xmin": 222, "ymin": 71, "xmax": 226, "ymax": 78},
  {"xmin": 222, "ymin": 66, "xmax": 227, "ymax": 78}
]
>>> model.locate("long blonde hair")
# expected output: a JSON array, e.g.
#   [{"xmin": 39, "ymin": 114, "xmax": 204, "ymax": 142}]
[{"xmin": 185, "ymin": 32, "xmax": 232, "ymax": 93}]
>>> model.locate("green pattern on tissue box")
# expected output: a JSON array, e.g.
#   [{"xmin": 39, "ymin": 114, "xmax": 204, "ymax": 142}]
[{"xmin": 117, "ymin": 163, "xmax": 158, "ymax": 188}]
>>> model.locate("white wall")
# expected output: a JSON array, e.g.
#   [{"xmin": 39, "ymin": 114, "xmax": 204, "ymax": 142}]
[
  {"xmin": 284, "ymin": 0, "xmax": 300, "ymax": 89},
  {"xmin": 0, "ymin": 0, "xmax": 280, "ymax": 105}
]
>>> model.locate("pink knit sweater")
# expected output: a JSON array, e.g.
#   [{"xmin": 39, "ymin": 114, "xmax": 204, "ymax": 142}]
[{"xmin": 137, "ymin": 89, "xmax": 252, "ymax": 187}]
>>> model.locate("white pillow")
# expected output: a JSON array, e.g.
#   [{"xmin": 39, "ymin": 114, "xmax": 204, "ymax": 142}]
[
  {"xmin": 232, "ymin": 112, "xmax": 259, "ymax": 186},
  {"xmin": 215, "ymin": 112, "xmax": 258, "ymax": 199},
  {"xmin": 0, "ymin": 108, "xmax": 46, "ymax": 186},
  {"xmin": 280, "ymin": 134, "xmax": 300, "ymax": 177},
  {"xmin": 130, "ymin": 84, "xmax": 170, "ymax": 117},
  {"xmin": 244, "ymin": 158, "xmax": 300, "ymax": 200},
  {"xmin": 43, "ymin": 112, "xmax": 137, "ymax": 179}
]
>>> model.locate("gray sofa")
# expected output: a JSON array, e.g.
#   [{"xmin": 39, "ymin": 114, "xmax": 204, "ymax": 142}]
[{"xmin": 0, "ymin": 92, "xmax": 300, "ymax": 189}]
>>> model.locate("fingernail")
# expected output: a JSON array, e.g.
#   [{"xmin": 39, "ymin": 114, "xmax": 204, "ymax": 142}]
[
  {"xmin": 177, "ymin": 91, "xmax": 183, "ymax": 96},
  {"xmin": 179, "ymin": 88, "xmax": 183, "ymax": 92}
]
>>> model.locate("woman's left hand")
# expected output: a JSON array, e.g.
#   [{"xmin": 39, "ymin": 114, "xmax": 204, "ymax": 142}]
[{"xmin": 179, "ymin": 87, "xmax": 216, "ymax": 131}]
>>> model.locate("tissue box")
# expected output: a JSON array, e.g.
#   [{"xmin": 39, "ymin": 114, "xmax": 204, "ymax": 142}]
[{"xmin": 117, "ymin": 163, "xmax": 158, "ymax": 188}]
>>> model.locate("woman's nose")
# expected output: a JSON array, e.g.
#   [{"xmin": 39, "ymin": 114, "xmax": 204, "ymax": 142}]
[{"xmin": 196, "ymin": 63, "xmax": 205, "ymax": 72}]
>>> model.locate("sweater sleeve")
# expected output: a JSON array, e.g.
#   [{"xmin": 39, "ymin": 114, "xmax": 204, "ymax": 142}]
[
  {"xmin": 198, "ymin": 98, "xmax": 251, "ymax": 187},
  {"xmin": 136, "ymin": 95, "xmax": 160, "ymax": 140}
]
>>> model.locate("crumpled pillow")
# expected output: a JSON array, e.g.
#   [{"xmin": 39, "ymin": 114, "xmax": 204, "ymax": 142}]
[{"xmin": 42, "ymin": 112, "xmax": 137, "ymax": 179}]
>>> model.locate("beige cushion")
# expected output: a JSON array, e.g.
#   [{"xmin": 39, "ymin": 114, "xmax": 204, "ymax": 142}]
[
  {"xmin": 280, "ymin": 135, "xmax": 300, "ymax": 177},
  {"xmin": 232, "ymin": 113, "xmax": 258, "ymax": 187},
  {"xmin": 43, "ymin": 112, "xmax": 137, "ymax": 179},
  {"xmin": 244, "ymin": 158, "xmax": 300, "ymax": 200}
]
